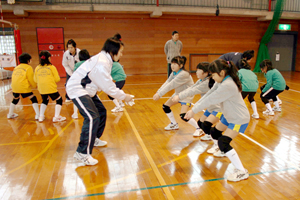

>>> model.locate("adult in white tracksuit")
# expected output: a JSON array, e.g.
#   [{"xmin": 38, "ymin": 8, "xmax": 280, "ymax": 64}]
[{"xmin": 66, "ymin": 36, "xmax": 133, "ymax": 166}]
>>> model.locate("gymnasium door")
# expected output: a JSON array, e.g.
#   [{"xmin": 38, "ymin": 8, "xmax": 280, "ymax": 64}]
[
  {"xmin": 36, "ymin": 28, "xmax": 65, "ymax": 77},
  {"xmin": 267, "ymin": 32, "xmax": 298, "ymax": 71}
]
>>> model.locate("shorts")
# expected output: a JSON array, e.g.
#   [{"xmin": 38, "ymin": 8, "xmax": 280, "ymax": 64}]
[{"xmin": 220, "ymin": 116, "xmax": 248, "ymax": 134}]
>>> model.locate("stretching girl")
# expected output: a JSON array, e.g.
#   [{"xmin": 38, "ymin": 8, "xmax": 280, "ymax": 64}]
[
  {"xmin": 259, "ymin": 59, "xmax": 286, "ymax": 115},
  {"xmin": 7, "ymin": 53, "xmax": 39, "ymax": 120},
  {"xmin": 34, "ymin": 51, "xmax": 66, "ymax": 122},
  {"xmin": 185, "ymin": 59, "xmax": 250, "ymax": 182},
  {"xmin": 238, "ymin": 59, "xmax": 259, "ymax": 118},
  {"xmin": 172, "ymin": 62, "xmax": 212, "ymax": 136},
  {"xmin": 153, "ymin": 56, "xmax": 199, "ymax": 132}
]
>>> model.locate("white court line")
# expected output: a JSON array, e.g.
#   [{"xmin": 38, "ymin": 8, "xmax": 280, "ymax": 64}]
[
  {"xmin": 4, "ymin": 89, "xmax": 12, "ymax": 95},
  {"xmin": 240, "ymin": 133, "xmax": 300, "ymax": 170}
]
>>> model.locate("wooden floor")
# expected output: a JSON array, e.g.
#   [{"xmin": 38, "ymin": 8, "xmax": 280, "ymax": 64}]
[{"xmin": 1, "ymin": 72, "xmax": 300, "ymax": 200}]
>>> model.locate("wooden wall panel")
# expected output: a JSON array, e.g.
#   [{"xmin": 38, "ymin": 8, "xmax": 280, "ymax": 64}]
[{"xmin": 2, "ymin": 12, "xmax": 300, "ymax": 74}]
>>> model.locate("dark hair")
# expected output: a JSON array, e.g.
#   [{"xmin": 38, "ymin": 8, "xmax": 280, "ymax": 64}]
[
  {"xmin": 19, "ymin": 53, "xmax": 32, "ymax": 64},
  {"xmin": 79, "ymin": 49, "xmax": 90, "ymax": 61},
  {"xmin": 260, "ymin": 59, "xmax": 274, "ymax": 71},
  {"xmin": 209, "ymin": 59, "xmax": 242, "ymax": 91},
  {"xmin": 239, "ymin": 59, "xmax": 251, "ymax": 70},
  {"xmin": 172, "ymin": 31, "xmax": 178, "ymax": 35},
  {"xmin": 102, "ymin": 33, "xmax": 124, "ymax": 57},
  {"xmin": 67, "ymin": 39, "xmax": 76, "ymax": 48},
  {"xmin": 171, "ymin": 56, "xmax": 187, "ymax": 70},
  {"xmin": 39, "ymin": 50, "xmax": 52, "ymax": 66},
  {"xmin": 242, "ymin": 50, "xmax": 254, "ymax": 60},
  {"xmin": 197, "ymin": 62, "xmax": 210, "ymax": 73}
]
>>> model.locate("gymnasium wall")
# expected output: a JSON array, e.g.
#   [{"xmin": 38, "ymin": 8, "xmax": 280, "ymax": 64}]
[{"xmin": 3, "ymin": 12, "xmax": 300, "ymax": 74}]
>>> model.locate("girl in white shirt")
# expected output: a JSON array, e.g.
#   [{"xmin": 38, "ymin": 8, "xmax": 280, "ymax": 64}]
[{"xmin": 153, "ymin": 56, "xmax": 199, "ymax": 132}]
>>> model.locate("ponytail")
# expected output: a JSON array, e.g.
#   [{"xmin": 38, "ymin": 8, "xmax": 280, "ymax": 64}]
[
  {"xmin": 39, "ymin": 50, "xmax": 52, "ymax": 66},
  {"xmin": 209, "ymin": 59, "xmax": 242, "ymax": 91}
]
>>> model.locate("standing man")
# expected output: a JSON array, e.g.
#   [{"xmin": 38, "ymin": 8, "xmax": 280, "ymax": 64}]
[
  {"xmin": 62, "ymin": 39, "xmax": 80, "ymax": 102},
  {"xmin": 164, "ymin": 31, "xmax": 183, "ymax": 77}
]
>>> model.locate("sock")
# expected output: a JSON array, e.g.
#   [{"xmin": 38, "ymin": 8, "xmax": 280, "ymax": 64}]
[
  {"xmin": 274, "ymin": 101, "xmax": 280, "ymax": 108},
  {"xmin": 32, "ymin": 103, "xmax": 39, "ymax": 117},
  {"xmin": 265, "ymin": 103, "xmax": 272, "ymax": 112},
  {"xmin": 39, "ymin": 103, "xmax": 47, "ymax": 117},
  {"xmin": 8, "ymin": 103, "xmax": 16, "ymax": 116},
  {"xmin": 55, "ymin": 104, "xmax": 62, "ymax": 118},
  {"xmin": 213, "ymin": 139, "xmax": 218, "ymax": 146},
  {"xmin": 187, "ymin": 118, "xmax": 199, "ymax": 129},
  {"xmin": 166, "ymin": 112, "xmax": 177, "ymax": 124},
  {"xmin": 113, "ymin": 99, "xmax": 120, "ymax": 107},
  {"xmin": 73, "ymin": 104, "xmax": 78, "ymax": 115},
  {"xmin": 225, "ymin": 149, "xmax": 245, "ymax": 172},
  {"xmin": 250, "ymin": 101, "xmax": 258, "ymax": 115},
  {"xmin": 276, "ymin": 96, "xmax": 281, "ymax": 102},
  {"xmin": 119, "ymin": 100, "xmax": 123, "ymax": 105}
]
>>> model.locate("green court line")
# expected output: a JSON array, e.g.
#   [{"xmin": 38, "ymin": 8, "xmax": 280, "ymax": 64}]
[{"xmin": 44, "ymin": 167, "xmax": 296, "ymax": 200}]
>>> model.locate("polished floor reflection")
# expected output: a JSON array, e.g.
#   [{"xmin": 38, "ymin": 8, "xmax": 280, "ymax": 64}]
[{"xmin": 0, "ymin": 72, "xmax": 300, "ymax": 200}]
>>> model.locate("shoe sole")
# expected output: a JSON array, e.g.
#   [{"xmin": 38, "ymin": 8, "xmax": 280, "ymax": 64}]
[{"xmin": 227, "ymin": 176, "xmax": 249, "ymax": 182}]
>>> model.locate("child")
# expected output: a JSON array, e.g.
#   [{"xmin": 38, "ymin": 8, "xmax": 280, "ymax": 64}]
[
  {"xmin": 153, "ymin": 56, "xmax": 199, "ymax": 132},
  {"xmin": 66, "ymin": 34, "xmax": 133, "ymax": 166},
  {"xmin": 34, "ymin": 51, "xmax": 66, "ymax": 122},
  {"xmin": 219, "ymin": 50, "xmax": 254, "ymax": 69},
  {"xmin": 185, "ymin": 59, "xmax": 250, "ymax": 182},
  {"xmin": 7, "ymin": 53, "xmax": 39, "ymax": 120},
  {"xmin": 172, "ymin": 62, "xmax": 213, "ymax": 136},
  {"xmin": 109, "ymin": 34, "xmax": 127, "ymax": 113},
  {"xmin": 72, "ymin": 49, "xmax": 91, "ymax": 119},
  {"xmin": 259, "ymin": 59, "xmax": 286, "ymax": 115},
  {"xmin": 238, "ymin": 59, "xmax": 259, "ymax": 118}
]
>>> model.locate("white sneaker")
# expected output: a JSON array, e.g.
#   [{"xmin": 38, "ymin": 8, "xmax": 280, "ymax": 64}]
[
  {"xmin": 193, "ymin": 128, "xmax": 205, "ymax": 137},
  {"xmin": 39, "ymin": 116, "xmax": 45, "ymax": 122},
  {"xmin": 73, "ymin": 152, "xmax": 98, "ymax": 165},
  {"xmin": 227, "ymin": 169, "xmax": 249, "ymax": 182},
  {"xmin": 213, "ymin": 150, "xmax": 226, "ymax": 157},
  {"xmin": 164, "ymin": 123, "xmax": 179, "ymax": 131},
  {"xmin": 251, "ymin": 114, "xmax": 259, "ymax": 119},
  {"xmin": 201, "ymin": 134, "xmax": 213, "ymax": 141},
  {"xmin": 263, "ymin": 110, "xmax": 274, "ymax": 116},
  {"xmin": 278, "ymin": 100, "xmax": 282, "ymax": 105},
  {"xmin": 94, "ymin": 138, "xmax": 107, "ymax": 147},
  {"xmin": 207, "ymin": 145, "xmax": 219, "ymax": 154},
  {"xmin": 272, "ymin": 107, "xmax": 281, "ymax": 112},
  {"xmin": 53, "ymin": 116, "xmax": 66, "ymax": 122},
  {"xmin": 7, "ymin": 113, "xmax": 18, "ymax": 119},
  {"xmin": 111, "ymin": 106, "xmax": 123, "ymax": 113},
  {"xmin": 35, "ymin": 115, "xmax": 39, "ymax": 120},
  {"xmin": 72, "ymin": 113, "xmax": 78, "ymax": 119},
  {"xmin": 65, "ymin": 99, "xmax": 72, "ymax": 103}
]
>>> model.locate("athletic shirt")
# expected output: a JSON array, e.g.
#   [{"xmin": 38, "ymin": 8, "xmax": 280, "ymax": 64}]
[
  {"xmin": 262, "ymin": 69, "xmax": 286, "ymax": 92},
  {"xmin": 74, "ymin": 60, "xmax": 85, "ymax": 72},
  {"xmin": 219, "ymin": 52, "xmax": 243, "ymax": 69},
  {"xmin": 11, "ymin": 63, "xmax": 36, "ymax": 93},
  {"xmin": 111, "ymin": 62, "xmax": 126, "ymax": 82},
  {"xmin": 34, "ymin": 64, "xmax": 60, "ymax": 94},
  {"xmin": 62, "ymin": 48, "xmax": 80, "ymax": 76},
  {"xmin": 164, "ymin": 39, "xmax": 183, "ymax": 63},
  {"xmin": 66, "ymin": 51, "xmax": 126, "ymax": 100},
  {"xmin": 178, "ymin": 77, "xmax": 210, "ymax": 100},
  {"xmin": 238, "ymin": 68, "xmax": 259, "ymax": 92},
  {"xmin": 157, "ymin": 70, "xmax": 194, "ymax": 97},
  {"xmin": 192, "ymin": 76, "xmax": 250, "ymax": 124}
]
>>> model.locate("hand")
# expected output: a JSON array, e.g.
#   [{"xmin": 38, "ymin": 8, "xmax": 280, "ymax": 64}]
[
  {"xmin": 124, "ymin": 94, "xmax": 133, "ymax": 102},
  {"xmin": 153, "ymin": 93, "xmax": 160, "ymax": 101},
  {"xmin": 184, "ymin": 110, "xmax": 195, "ymax": 120},
  {"xmin": 172, "ymin": 95, "xmax": 180, "ymax": 102}
]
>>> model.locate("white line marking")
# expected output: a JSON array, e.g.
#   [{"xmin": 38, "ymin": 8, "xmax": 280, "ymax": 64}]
[{"xmin": 240, "ymin": 133, "xmax": 300, "ymax": 170}]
